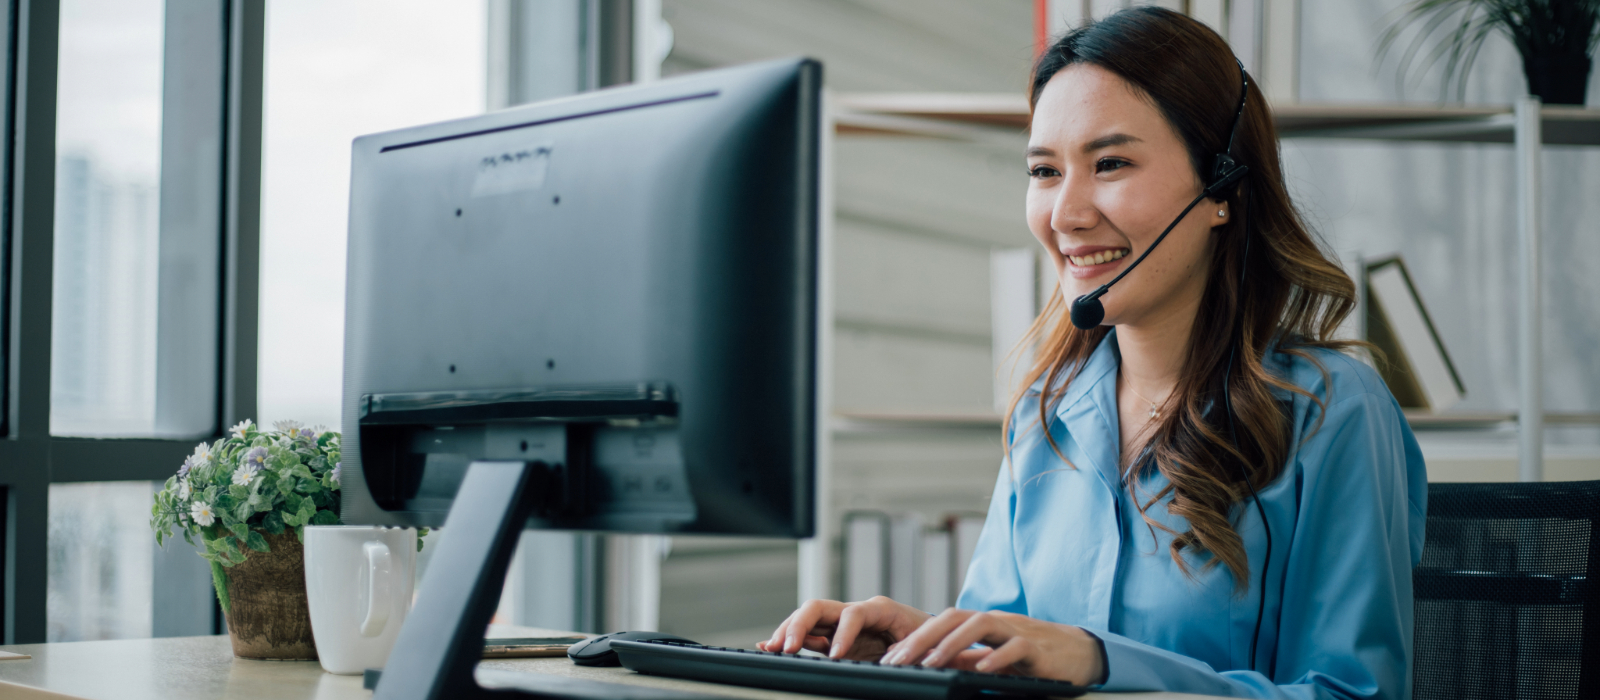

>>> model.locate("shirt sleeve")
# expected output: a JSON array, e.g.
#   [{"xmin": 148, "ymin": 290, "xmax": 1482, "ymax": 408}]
[
  {"xmin": 1090, "ymin": 390, "xmax": 1426, "ymax": 700},
  {"xmin": 955, "ymin": 455, "xmax": 1028, "ymax": 614}
]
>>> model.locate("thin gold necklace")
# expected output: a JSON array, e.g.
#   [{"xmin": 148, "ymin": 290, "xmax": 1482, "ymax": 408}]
[{"xmin": 1123, "ymin": 376, "xmax": 1168, "ymax": 419}]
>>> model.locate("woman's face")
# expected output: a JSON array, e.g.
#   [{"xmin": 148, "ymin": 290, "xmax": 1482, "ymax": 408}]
[{"xmin": 1026, "ymin": 64, "xmax": 1225, "ymax": 329}]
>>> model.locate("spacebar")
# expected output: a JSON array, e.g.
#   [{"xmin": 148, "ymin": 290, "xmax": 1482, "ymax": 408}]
[{"xmin": 475, "ymin": 668, "xmax": 726, "ymax": 700}]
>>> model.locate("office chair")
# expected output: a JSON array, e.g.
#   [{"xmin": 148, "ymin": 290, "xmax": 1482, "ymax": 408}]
[{"xmin": 1413, "ymin": 480, "xmax": 1599, "ymax": 699}]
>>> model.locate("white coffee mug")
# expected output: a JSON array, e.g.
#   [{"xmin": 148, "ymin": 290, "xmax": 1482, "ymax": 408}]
[{"xmin": 304, "ymin": 525, "xmax": 417, "ymax": 675}]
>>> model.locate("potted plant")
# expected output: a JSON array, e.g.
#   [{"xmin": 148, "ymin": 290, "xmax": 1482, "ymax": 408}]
[
  {"xmin": 1380, "ymin": 0, "xmax": 1599, "ymax": 105},
  {"xmin": 150, "ymin": 420, "xmax": 406, "ymax": 659}
]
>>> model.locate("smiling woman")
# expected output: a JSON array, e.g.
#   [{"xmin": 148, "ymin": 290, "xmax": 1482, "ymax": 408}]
[{"xmin": 761, "ymin": 7, "xmax": 1428, "ymax": 700}]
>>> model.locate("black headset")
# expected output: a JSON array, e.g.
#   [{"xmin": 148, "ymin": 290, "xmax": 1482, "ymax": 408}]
[{"xmin": 1066, "ymin": 59, "xmax": 1274, "ymax": 675}]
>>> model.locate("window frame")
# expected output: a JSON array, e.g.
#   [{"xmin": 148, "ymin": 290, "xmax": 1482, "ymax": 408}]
[{"xmin": 0, "ymin": 0, "xmax": 263, "ymax": 644}]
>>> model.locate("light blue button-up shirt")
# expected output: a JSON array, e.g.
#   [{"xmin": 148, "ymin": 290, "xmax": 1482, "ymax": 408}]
[{"xmin": 956, "ymin": 331, "xmax": 1427, "ymax": 699}]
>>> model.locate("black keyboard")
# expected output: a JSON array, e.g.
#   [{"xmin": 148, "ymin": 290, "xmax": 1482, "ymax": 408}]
[{"xmin": 610, "ymin": 639, "xmax": 1089, "ymax": 700}]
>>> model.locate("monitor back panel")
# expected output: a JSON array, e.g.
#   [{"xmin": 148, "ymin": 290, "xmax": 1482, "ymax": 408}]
[{"xmin": 339, "ymin": 59, "xmax": 820, "ymax": 537}]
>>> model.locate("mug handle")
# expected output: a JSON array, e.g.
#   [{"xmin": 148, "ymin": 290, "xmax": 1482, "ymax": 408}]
[{"xmin": 360, "ymin": 541, "xmax": 393, "ymax": 637}]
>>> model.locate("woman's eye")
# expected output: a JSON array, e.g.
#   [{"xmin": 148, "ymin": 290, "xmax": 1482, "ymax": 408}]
[
  {"xmin": 1027, "ymin": 165, "xmax": 1059, "ymax": 179},
  {"xmin": 1095, "ymin": 157, "xmax": 1130, "ymax": 173}
]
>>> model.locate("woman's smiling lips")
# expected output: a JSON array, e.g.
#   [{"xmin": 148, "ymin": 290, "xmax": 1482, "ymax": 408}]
[{"xmin": 1061, "ymin": 244, "xmax": 1130, "ymax": 279}]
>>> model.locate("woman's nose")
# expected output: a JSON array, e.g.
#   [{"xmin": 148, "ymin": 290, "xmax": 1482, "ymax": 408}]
[{"xmin": 1050, "ymin": 179, "xmax": 1098, "ymax": 234}]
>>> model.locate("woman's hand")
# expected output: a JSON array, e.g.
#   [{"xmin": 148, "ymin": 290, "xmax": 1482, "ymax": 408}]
[
  {"xmin": 756, "ymin": 596, "xmax": 931, "ymax": 661},
  {"xmin": 880, "ymin": 608, "xmax": 1104, "ymax": 686}
]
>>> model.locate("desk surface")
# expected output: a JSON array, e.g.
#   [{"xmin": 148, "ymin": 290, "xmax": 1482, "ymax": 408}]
[{"xmin": 0, "ymin": 627, "xmax": 1214, "ymax": 700}]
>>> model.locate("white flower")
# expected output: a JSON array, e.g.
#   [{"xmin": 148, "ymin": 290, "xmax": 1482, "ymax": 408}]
[
  {"xmin": 177, "ymin": 479, "xmax": 192, "ymax": 501},
  {"xmin": 190, "ymin": 501, "xmax": 215, "ymax": 527},
  {"xmin": 230, "ymin": 419, "xmax": 253, "ymax": 439},
  {"xmin": 272, "ymin": 419, "xmax": 303, "ymax": 434},
  {"xmin": 232, "ymin": 464, "xmax": 260, "ymax": 486}
]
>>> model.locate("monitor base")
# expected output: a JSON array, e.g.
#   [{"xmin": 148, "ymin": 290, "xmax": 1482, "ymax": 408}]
[{"xmin": 372, "ymin": 460, "xmax": 541, "ymax": 700}]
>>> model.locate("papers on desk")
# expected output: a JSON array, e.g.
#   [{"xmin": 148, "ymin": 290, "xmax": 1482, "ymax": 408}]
[{"xmin": 0, "ymin": 651, "xmax": 28, "ymax": 660}]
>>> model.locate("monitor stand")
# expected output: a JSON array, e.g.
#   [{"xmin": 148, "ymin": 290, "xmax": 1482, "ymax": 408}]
[{"xmin": 371, "ymin": 460, "xmax": 543, "ymax": 700}]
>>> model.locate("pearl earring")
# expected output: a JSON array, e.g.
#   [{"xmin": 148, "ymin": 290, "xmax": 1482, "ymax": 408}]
[{"xmin": 1218, "ymin": 209, "xmax": 1226, "ymax": 216}]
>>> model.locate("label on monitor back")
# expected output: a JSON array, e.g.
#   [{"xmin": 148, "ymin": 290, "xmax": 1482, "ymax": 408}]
[{"xmin": 472, "ymin": 144, "xmax": 551, "ymax": 197}]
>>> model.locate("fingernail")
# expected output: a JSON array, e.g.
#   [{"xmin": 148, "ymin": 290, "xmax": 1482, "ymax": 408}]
[
  {"xmin": 921, "ymin": 650, "xmax": 943, "ymax": 667},
  {"xmin": 975, "ymin": 658, "xmax": 991, "ymax": 672},
  {"xmin": 882, "ymin": 651, "xmax": 902, "ymax": 665},
  {"xmin": 829, "ymin": 643, "xmax": 840, "ymax": 658}
]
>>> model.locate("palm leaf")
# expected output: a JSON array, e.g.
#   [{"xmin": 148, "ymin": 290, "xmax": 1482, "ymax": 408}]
[{"xmin": 1377, "ymin": 0, "xmax": 1600, "ymax": 103}]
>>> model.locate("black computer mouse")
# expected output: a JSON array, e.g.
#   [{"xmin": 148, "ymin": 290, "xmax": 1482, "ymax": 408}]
[{"xmin": 567, "ymin": 631, "xmax": 699, "ymax": 667}]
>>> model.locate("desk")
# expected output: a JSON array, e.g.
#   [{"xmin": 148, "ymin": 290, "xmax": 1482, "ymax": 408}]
[{"xmin": 0, "ymin": 628, "xmax": 1214, "ymax": 700}]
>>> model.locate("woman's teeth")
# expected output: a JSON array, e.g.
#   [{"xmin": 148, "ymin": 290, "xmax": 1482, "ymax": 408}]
[{"xmin": 1067, "ymin": 248, "xmax": 1128, "ymax": 267}]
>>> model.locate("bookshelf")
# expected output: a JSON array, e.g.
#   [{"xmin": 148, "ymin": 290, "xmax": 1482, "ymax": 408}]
[
  {"xmin": 833, "ymin": 95, "xmax": 1600, "ymax": 145},
  {"xmin": 831, "ymin": 94, "xmax": 1600, "ymax": 481}
]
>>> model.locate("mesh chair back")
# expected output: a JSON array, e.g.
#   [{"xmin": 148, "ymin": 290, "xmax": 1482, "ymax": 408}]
[{"xmin": 1413, "ymin": 481, "xmax": 1599, "ymax": 700}]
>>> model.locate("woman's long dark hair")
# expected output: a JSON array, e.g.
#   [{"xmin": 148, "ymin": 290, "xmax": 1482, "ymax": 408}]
[{"xmin": 1006, "ymin": 7, "xmax": 1361, "ymax": 592}]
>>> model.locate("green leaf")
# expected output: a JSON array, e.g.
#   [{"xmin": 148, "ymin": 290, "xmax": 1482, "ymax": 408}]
[
  {"xmin": 417, "ymin": 527, "xmax": 430, "ymax": 551},
  {"xmin": 310, "ymin": 508, "xmax": 340, "ymax": 526},
  {"xmin": 229, "ymin": 522, "xmax": 248, "ymax": 541},
  {"xmin": 217, "ymin": 535, "xmax": 241, "ymax": 560},
  {"xmin": 284, "ymin": 492, "xmax": 304, "ymax": 514},
  {"xmin": 260, "ymin": 510, "xmax": 285, "ymax": 535},
  {"xmin": 211, "ymin": 561, "xmax": 231, "ymax": 614},
  {"xmin": 245, "ymin": 530, "xmax": 270, "ymax": 553},
  {"xmin": 228, "ymin": 484, "xmax": 248, "ymax": 500},
  {"xmin": 297, "ymin": 496, "xmax": 316, "ymax": 525}
]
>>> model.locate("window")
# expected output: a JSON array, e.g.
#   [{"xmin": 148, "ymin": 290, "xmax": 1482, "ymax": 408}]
[
  {"xmin": 49, "ymin": 0, "xmax": 167, "ymax": 437},
  {"xmin": 46, "ymin": 482, "xmax": 158, "ymax": 641},
  {"xmin": 257, "ymin": 1, "xmax": 484, "ymax": 428},
  {"xmin": 1, "ymin": 0, "xmax": 263, "ymax": 644}
]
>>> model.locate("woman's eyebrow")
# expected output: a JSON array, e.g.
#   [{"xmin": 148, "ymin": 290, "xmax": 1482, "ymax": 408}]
[
  {"xmin": 1082, "ymin": 133, "xmax": 1141, "ymax": 153},
  {"xmin": 1025, "ymin": 145, "xmax": 1055, "ymax": 158}
]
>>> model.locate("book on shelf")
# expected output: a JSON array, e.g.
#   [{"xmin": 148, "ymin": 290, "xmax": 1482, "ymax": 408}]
[
  {"xmin": 843, "ymin": 511, "xmax": 987, "ymax": 611},
  {"xmin": 844, "ymin": 512, "xmax": 889, "ymax": 603},
  {"xmin": 1363, "ymin": 256, "xmax": 1464, "ymax": 412}
]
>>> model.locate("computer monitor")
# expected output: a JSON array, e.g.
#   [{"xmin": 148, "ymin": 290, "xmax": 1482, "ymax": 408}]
[
  {"xmin": 340, "ymin": 57, "xmax": 820, "ymax": 538},
  {"xmin": 339, "ymin": 58, "xmax": 822, "ymax": 700}
]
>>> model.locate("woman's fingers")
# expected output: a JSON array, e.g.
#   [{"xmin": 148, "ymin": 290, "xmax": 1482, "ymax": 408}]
[
  {"xmin": 784, "ymin": 599, "xmax": 843, "ymax": 654},
  {"xmin": 827, "ymin": 597, "xmax": 885, "ymax": 658},
  {"xmin": 973, "ymin": 635, "xmax": 1034, "ymax": 673},
  {"xmin": 946, "ymin": 648, "xmax": 994, "ymax": 672},
  {"xmin": 920, "ymin": 611, "xmax": 1014, "ymax": 668},
  {"xmin": 760, "ymin": 609, "xmax": 801, "ymax": 652},
  {"xmin": 880, "ymin": 608, "xmax": 971, "ymax": 666}
]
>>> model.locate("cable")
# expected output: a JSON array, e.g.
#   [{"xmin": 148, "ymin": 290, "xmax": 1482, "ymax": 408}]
[{"xmin": 1223, "ymin": 192, "xmax": 1271, "ymax": 675}]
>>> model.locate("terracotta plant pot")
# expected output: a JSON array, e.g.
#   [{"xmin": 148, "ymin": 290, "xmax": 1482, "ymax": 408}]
[{"xmin": 221, "ymin": 531, "xmax": 318, "ymax": 660}]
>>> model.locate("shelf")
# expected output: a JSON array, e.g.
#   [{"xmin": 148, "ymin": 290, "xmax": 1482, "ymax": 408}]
[
  {"xmin": 833, "ymin": 410, "xmax": 1600, "ymax": 433},
  {"xmin": 832, "ymin": 94, "xmax": 1600, "ymax": 146}
]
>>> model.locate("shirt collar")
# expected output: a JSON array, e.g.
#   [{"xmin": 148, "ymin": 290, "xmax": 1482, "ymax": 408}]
[{"xmin": 1049, "ymin": 329, "xmax": 1120, "ymax": 422}]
